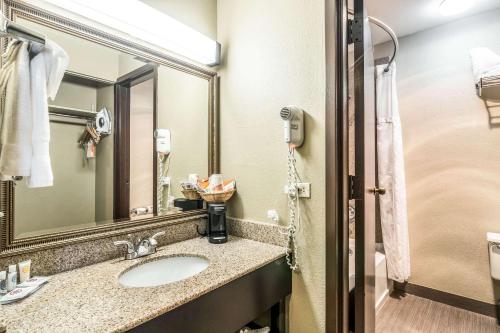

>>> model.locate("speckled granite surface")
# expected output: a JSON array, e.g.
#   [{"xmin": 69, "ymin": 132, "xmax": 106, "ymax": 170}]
[
  {"xmin": 0, "ymin": 236, "xmax": 285, "ymax": 333},
  {"xmin": 228, "ymin": 217, "xmax": 288, "ymax": 247},
  {"xmin": 0, "ymin": 218, "xmax": 203, "ymax": 276}
]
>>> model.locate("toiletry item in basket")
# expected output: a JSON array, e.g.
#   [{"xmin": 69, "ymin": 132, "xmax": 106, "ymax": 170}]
[
  {"xmin": 223, "ymin": 179, "xmax": 236, "ymax": 192},
  {"xmin": 208, "ymin": 174, "xmax": 224, "ymax": 192},
  {"xmin": 0, "ymin": 271, "xmax": 6, "ymax": 295},
  {"xmin": 188, "ymin": 174, "xmax": 199, "ymax": 185},
  {"xmin": 6, "ymin": 265, "xmax": 17, "ymax": 291},
  {"xmin": 0, "ymin": 277, "xmax": 49, "ymax": 304},
  {"xmin": 18, "ymin": 260, "xmax": 31, "ymax": 283}
]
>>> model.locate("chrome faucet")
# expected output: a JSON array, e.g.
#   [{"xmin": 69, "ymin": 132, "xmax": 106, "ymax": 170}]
[{"xmin": 114, "ymin": 231, "xmax": 166, "ymax": 260}]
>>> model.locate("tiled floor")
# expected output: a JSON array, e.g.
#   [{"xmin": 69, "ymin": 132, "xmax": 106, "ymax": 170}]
[{"xmin": 376, "ymin": 294, "xmax": 500, "ymax": 333}]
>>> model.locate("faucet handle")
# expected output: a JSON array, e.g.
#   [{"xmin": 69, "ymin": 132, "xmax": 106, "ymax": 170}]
[
  {"xmin": 151, "ymin": 231, "xmax": 166, "ymax": 240},
  {"xmin": 149, "ymin": 231, "xmax": 166, "ymax": 246},
  {"xmin": 114, "ymin": 240, "xmax": 135, "ymax": 254}
]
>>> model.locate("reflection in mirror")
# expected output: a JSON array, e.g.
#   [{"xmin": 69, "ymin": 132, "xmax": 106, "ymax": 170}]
[{"xmin": 11, "ymin": 17, "xmax": 209, "ymax": 239}]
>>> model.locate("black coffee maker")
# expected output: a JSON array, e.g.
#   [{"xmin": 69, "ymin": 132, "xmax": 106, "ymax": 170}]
[{"xmin": 207, "ymin": 203, "xmax": 228, "ymax": 244}]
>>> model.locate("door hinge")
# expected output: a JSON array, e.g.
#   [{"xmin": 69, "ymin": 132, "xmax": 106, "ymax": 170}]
[
  {"xmin": 347, "ymin": 18, "xmax": 363, "ymax": 45},
  {"xmin": 348, "ymin": 175, "xmax": 361, "ymax": 200}
]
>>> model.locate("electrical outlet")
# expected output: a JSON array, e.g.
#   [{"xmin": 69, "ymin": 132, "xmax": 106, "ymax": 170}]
[
  {"xmin": 161, "ymin": 176, "xmax": 171, "ymax": 186},
  {"xmin": 297, "ymin": 182, "xmax": 311, "ymax": 198},
  {"xmin": 284, "ymin": 182, "xmax": 311, "ymax": 198}
]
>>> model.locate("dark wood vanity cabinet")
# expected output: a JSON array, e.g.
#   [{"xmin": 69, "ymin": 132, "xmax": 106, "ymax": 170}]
[{"xmin": 128, "ymin": 256, "xmax": 291, "ymax": 333}]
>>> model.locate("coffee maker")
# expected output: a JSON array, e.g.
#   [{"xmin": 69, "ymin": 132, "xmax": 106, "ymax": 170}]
[{"xmin": 207, "ymin": 203, "xmax": 228, "ymax": 244}]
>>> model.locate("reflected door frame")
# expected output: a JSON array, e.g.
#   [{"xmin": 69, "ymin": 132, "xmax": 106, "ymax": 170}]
[{"xmin": 114, "ymin": 64, "xmax": 158, "ymax": 220}]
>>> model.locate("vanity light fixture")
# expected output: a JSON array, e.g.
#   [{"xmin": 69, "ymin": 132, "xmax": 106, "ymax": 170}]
[
  {"xmin": 41, "ymin": 0, "xmax": 221, "ymax": 66},
  {"xmin": 439, "ymin": 0, "xmax": 474, "ymax": 16}
]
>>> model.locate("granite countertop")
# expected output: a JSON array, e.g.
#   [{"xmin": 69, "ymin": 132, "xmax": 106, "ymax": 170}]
[{"xmin": 0, "ymin": 236, "xmax": 286, "ymax": 333}]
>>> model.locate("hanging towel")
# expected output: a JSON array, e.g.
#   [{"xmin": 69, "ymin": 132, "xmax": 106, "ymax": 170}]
[
  {"xmin": 0, "ymin": 41, "xmax": 32, "ymax": 180},
  {"xmin": 470, "ymin": 47, "xmax": 500, "ymax": 83},
  {"xmin": 28, "ymin": 40, "xmax": 69, "ymax": 188},
  {"xmin": 376, "ymin": 63, "xmax": 410, "ymax": 283}
]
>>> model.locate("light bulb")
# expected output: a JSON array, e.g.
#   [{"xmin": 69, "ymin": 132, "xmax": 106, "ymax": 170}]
[{"xmin": 42, "ymin": 0, "xmax": 221, "ymax": 66}]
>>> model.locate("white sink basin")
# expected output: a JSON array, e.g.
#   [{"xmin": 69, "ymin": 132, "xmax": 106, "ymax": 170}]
[{"xmin": 118, "ymin": 256, "xmax": 209, "ymax": 288}]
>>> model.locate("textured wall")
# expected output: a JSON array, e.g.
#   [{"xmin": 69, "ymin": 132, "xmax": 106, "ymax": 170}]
[
  {"xmin": 14, "ymin": 82, "xmax": 97, "ymax": 237},
  {"xmin": 95, "ymin": 86, "xmax": 115, "ymax": 223},
  {"xmin": 375, "ymin": 9, "xmax": 500, "ymax": 304},
  {"xmin": 217, "ymin": 1, "xmax": 326, "ymax": 331},
  {"xmin": 156, "ymin": 66, "xmax": 209, "ymax": 198}
]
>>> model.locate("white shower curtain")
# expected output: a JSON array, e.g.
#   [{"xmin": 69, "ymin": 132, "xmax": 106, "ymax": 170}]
[{"xmin": 376, "ymin": 63, "xmax": 410, "ymax": 283}]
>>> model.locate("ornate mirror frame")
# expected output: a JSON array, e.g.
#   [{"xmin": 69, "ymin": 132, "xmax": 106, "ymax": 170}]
[{"xmin": 0, "ymin": 0, "xmax": 219, "ymax": 256}]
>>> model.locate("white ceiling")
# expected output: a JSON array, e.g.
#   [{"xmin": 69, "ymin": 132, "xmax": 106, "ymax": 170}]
[{"xmin": 361, "ymin": 0, "xmax": 500, "ymax": 44}]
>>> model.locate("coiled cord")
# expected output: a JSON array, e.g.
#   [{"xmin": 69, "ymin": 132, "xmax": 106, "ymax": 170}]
[{"xmin": 285, "ymin": 147, "xmax": 301, "ymax": 272}]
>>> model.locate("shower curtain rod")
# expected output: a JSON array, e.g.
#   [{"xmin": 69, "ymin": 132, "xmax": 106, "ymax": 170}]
[{"xmin": 348, "ymin": 9, "xmax": 399, "ymax": 72}]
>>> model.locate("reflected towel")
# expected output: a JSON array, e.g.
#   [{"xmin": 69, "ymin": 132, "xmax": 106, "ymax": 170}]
[
  {"xmin": 28, "ymin": 39, "xmax": 69, "ymax": 188},
  {"xmin": 0, "ymin": 41, "xmax": 32, "ymax": 180},
  {"xmin": 470, "ymin": 47, "xmax": 500, "ymax": 83}
]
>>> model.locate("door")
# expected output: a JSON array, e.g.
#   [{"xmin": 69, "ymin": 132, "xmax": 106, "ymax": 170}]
[
  {"xmin": 114, "ymin": 64, "xmax": 158, "ymax": 220},
  {"xmin": 352, "ymin": 0, "xmax": 377, "ymax": 332}
]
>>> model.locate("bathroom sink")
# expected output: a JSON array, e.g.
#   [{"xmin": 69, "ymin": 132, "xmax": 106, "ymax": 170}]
[{"xmin": 118, "ymin": 256, "xmax": 209, "ymax": 287}]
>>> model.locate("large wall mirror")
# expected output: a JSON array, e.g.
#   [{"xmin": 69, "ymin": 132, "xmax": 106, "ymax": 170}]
[{"xmin": 0, "ymin": 1, "xmax": 219, "ymax": 254}]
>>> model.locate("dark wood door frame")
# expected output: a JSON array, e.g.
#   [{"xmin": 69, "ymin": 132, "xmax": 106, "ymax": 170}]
[
  {"xmin": 114, "ymin": 64, "xmax": 158, "ymax": 220},
  {"xmin": 325, "ymin": 0, "xmax": 349, "ymax": 332},
  {"xmin": 353, "ymin": 1, "xmax": 377, "ymax": 332}
]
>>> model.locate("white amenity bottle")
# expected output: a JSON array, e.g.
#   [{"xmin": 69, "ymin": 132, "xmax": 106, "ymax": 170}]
[{"xmin": 6, "ymin": 264, "xmax": 17, "ymax": 291}]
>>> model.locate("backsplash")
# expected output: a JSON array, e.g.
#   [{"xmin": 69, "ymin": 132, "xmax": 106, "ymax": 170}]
[
  {"xmin": 227, "ymin": 217, "xmax": 287, "ymax": 247},
  {"xmin": 0, "ymin": 217, "xmax": 287, "ymax": 277},
  {"xmin": 0, "ymin": 217, "xmax": 203, "ymax": 276}
]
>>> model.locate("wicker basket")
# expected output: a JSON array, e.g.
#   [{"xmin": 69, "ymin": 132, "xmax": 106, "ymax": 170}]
[
  {"xmin": 181, "ymin": 189, "xmax": 201, "ymax": 200},
  {"xmin": 198, "ymin": 189, "xmax": 236, "ymax": 203}
]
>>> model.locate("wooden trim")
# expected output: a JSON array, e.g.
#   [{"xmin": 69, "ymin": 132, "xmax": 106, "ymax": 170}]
[
  {"xmin": 128, "ymin": 257, "xmax": 292, "ymax": 333},
  {"xmin": 116, "ymin": 64, "xmax": 156, "ymax": 86},
  {"xmin": 114, "ymin": 64, "xmax": 157, "ymax": 220},
  {"xmin": 394, "ymin": 282, "xmax": 497, "ymax": 318},
  {"xmin": 352, "ymin": 1, "xmax": 378, "ymax": 331},
  {"xmin": 325, "ymin": 0, "xmax": 349, "ymax": 333},
  {"xmin": 114, "ymin": 83, "xmax": 131, "ymax": 219},
  {"xmin": 152, "ymin": 67, "xmax": 158, "ymax": 215}
]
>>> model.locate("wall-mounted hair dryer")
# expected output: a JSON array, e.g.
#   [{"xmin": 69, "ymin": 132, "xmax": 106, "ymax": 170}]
[{"xmin": 280, "ymin": 106, "xmax": 305, "ymax": 148}]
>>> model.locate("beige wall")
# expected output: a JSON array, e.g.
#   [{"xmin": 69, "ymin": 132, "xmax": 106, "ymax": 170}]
[
  {"xmin": 217, "ymin": 1, "xmax": 326, "ymax": 331},
  {"xmin": 95, "ymin": 86, "xmax": 115, "ymax": 223},
  {"xmin": 375, "ymin": 9, "xmax": 500, "ymax": 304},
  {"xmin": 157, "ymin": 66, "xmax": 209, "ymax": 199},
  {"xmin": 15, "ymin": 82, "xmax": 98, "ymax": 237}
]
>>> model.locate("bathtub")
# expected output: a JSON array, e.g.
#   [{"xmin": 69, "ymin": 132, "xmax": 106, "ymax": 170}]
[{"xmin": 348, "ymin": 239, "xmax": 392, "ymax": 310}]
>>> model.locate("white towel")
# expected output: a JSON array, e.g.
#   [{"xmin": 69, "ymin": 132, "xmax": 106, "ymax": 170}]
[
  {"xmin": 0, "ymin": 41, "xmax": 32, "ymax": 180},
  {"xmin": 27, "ymin": 40, "xmax": 68, "ymax": 188},
  {"xmin": 470, "ymin": 47, "xmax": 500, "ymax": 83}
]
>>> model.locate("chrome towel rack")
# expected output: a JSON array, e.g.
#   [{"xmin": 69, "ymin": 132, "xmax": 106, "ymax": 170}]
[{"xmin": 0, "ymin": 12, "xmax": 45, "ymax": 45}]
